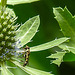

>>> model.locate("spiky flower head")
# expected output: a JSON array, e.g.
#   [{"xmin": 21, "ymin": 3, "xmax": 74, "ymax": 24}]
[{"xmin": 0, "ymin": 7, "xmax": 17, "ymax": 62}]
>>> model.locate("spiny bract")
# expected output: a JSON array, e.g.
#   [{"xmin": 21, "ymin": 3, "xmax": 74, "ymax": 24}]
[{"xmin": 0, "ymin": 7, "xmax": 17, "ymax": 62}]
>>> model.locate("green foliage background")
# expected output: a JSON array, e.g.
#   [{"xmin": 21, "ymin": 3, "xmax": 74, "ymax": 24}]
[{"xmin": 7, "ymin": 0, "xmax": 75, "ymax": 75}]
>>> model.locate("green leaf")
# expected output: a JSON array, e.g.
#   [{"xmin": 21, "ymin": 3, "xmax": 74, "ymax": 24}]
[
  {"xmin": 53, "ymin": 7, "xmax": 75, "ymax": 63},
  {"xmin": 30, "ymin": 37, "xmax": 69, "ymax": 52},
  {"xmin": 68, "ymin": 47, "xmax": 75, "ymax": 54},
  {"xmin": 58, "ymin": 43, "xmax": 69, "ymax": 51},
  {"xmin": 6, "ymin": 0, "xmax": 39, "ymax": 5},
  {"xmin": 16, "ymin": 37, "xmax": 69, "ymax": 53},
  {"xmin": 16, "ymin": 15, "xmax": 40, "ymax": 48},
  {"xmin": 58, "ymin": 44, "xmax": 75, "ymax": 54},
  {"xmin": 1, "ymin": 63, "xmax": 14, "ymax": 75},
  {"xmin": 53, "ymin": 7, "xmax": 75, "ymax": 45},
  {"xmin": 58, "ymin": 44, "xmax": 75, "ymax": 61},
  {"xmin": 47, "ymin": 52, "xmax": 66, "ymax": 66},
  {"xmin": 11, "ymin": 61, "xmax": 53, "ymax": 75}
]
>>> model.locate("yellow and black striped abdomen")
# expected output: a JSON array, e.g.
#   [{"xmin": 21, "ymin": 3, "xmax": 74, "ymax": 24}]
[{"xmin": 23, "ymin": 45, "xmax": 30, "ymax": 67}]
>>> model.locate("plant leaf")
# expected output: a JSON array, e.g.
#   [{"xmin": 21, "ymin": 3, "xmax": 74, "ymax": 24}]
[
  {"xmin": 11, "ymin": 61, "xmax": 53, "ymax": 75},
  {"xmin": 6, "ymin": 0, "xmax": 39, "ymax": 5},
  {"xmin": 30, "ymin": 37, "xmax": 69, "ymax": 52},
  {"xmin": 53, "ymin": 7, "xmax": 75, "ymax": 63},
  {"xmin": 16, "ymin": 15, "xmax": 40, "ymax": 48},
  {"xmin": 1, "ymin": 63, "xmax": 14, "ymax": 75},
  {"xmin": 16, "ymin": 37, "xmax": 69, "ymax": 53},
  {"xmin": 58, "ymin": 44, "xmax": 75, "ymax": 61},
  {"xmin": 58, "ymin": 44, "xmax": 75, "ymax": 54},
  {"xmin": 53, "ymin": 7, "xmax": 75, "ymax": 45},
  {"xmin": 47, "ymin": 52, "xmax": 66, "ymax": 66}
]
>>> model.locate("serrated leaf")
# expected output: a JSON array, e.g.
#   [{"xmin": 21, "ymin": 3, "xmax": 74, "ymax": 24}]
[
  {"xmin": 30, "ymin": 37, "xmax": 69, "ymax": 52},
  {"xmin": 58, "ymin": 44, "xmax": 75, "ymax": 54},
  {"xmin": 68, "ymin": 47, "xmax": 75, "ymax": 54},
  {"xmin": 6, "ymin": 0, "xmax": 39, "ymax": 5},
  {"xmin": 47, "ymin": 52, "xmax": 66, "ymax": 66},
  {"xmin": 58, "ymin": 44, "xmax": 75, "ymax": 61},
  {"xmin": 53, "ymin": 7, "xmax": 75, "ymax": 63},
  {"xmin": 1, "ymin": 63, "xmax": 14, "ymax": 75},
  {"xmin": 53, "ymin": 7, "xmax": 75, "ymax": 44},
  {"xmin": 11, "ymin": 61, "xmax": 53, "ymax": 75},
  {"xmin": 58, "ymin": 43, "xmax": 69, "ymax": 50},
  {"xmin": 16, "ymin": 15, "xmax": 40, "ymax": 48}
]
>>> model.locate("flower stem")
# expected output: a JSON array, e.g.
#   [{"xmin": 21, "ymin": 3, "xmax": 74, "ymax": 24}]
[
  {"xmin": 1, "ymin": 0, "xmax": 7, "ymax": 10},
  {"xmin": 1, "ymin": 62, "xmax": 5, "ymax": 75}
]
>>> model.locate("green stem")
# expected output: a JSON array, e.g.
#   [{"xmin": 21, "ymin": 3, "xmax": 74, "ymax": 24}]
[
  {"xmin": 1, "ymin": 0, "xmax": 7, "ymax": 13},
  {"xmin": 1, "ymin": 62, "xmax": 5, "ymax": 75},
  {"xmin": 1, "ymin": 0, "xmax": 7, "ymax": 7}
]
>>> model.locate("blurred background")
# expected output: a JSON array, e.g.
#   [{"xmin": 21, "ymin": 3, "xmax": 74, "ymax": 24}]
[{"xmin": 8, "ymin": 0, "xmax": 75, "ymax": 75}]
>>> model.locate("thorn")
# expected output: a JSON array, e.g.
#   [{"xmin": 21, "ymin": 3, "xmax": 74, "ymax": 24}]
[
  {"xmin": 29, "ymin": 40, "xmax": 33, "ymax": 42},
  {"xmin": 55, "ymin": 37, "xmax": 57, "ymax": 40},
  {"xmin": 36, "ymin": 30, "xmax": 39, "ymax": 32}
]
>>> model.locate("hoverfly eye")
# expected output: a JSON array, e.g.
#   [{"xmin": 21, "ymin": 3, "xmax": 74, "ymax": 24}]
[
  {"xmin": 25, "ymin": 48, "xmax": 27, "ymax": 50},
  {"xmin": 28, "ymin": 47, "xmax": 30, "ymax": 49}
]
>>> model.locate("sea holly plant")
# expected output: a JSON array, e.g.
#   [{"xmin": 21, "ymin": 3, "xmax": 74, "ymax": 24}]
[
  {"xmin": 48, "ymin": 7, "xmax": 75, "ymax": 66},
  {"xmin": 0, "ymin": 0, "xmax": 70, "ymax": 75}
]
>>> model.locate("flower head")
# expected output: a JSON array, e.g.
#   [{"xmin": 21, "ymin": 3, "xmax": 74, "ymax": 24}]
[{"xmin": 0, "ymin": 7, "xmax": 17, "ymax": 62}]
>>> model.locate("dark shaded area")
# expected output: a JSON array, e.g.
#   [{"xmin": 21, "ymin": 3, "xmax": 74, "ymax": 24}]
[{"xmin": 59, "ymin": 62, "xmax": 75, "ymax": 75}]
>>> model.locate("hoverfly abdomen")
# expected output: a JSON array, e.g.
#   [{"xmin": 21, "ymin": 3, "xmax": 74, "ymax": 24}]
[{"xmin": 23, "ymin": 45, "xmax": 30, "ymax": 67}]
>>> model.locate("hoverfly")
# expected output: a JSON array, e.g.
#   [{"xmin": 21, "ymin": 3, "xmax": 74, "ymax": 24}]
[{"xmin": 23, "ymin": 45, "xmax": 30, "ymax": 67}]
